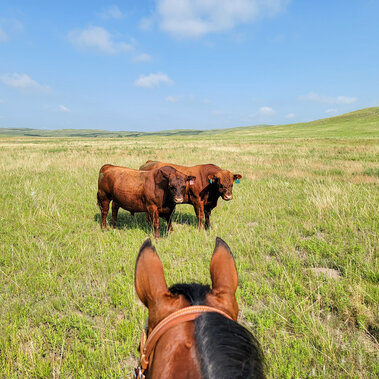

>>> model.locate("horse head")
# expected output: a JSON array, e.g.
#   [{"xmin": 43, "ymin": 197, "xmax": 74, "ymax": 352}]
[{"xmin": 134, "ymin": 237, "xmax": 265, "ymax": 379}]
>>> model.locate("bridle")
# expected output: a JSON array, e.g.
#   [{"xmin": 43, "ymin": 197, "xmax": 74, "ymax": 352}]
[{"xmin": 134, "ymin": 305, "xmax": 233, "ymax": 379}]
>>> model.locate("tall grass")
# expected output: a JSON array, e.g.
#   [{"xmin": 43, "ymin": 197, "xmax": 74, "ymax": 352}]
[{"xmin": 0, "ymin": 127, "xmax": 378, "ymax": 377}]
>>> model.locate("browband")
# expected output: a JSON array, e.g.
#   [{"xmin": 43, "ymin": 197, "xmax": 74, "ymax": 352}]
[{"xmin": 135, "ymin": 305, "xmax": 233, "ymax": 378}]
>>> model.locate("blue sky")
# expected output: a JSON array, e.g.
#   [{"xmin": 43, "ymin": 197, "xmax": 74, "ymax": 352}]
[{"xmin": 0, "ymin": 0, "xmax": 378, "ymax": 131}]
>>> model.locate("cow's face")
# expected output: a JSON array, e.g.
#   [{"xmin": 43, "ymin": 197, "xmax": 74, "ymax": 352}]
[
  {"xmin": 168, "ymin": 173, "xmax": 196, "ymax": 203},
  {"xmin": 158, "ymin": 167, "xmax": 196, "ymax": 204},
  {"xmin": 208, "ymin": 170, "xmax": 242, "ymax": 201}
]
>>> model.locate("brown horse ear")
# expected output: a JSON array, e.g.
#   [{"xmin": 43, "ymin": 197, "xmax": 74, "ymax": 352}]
[
  {"xmin": 135, "ymin": 239, "xmax": 170, "ymax": 308},
  {"xmin": 209, "ymin": 237, "xmax": 239, "ymax": 319}
]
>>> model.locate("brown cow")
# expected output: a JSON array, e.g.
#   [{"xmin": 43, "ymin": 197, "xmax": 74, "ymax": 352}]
[
  {"xmin": 97, "ymin": 164, "xmax": 195, "ymax": 238},
  {"xmin": 139, "ymin": 161, "xmax": 242, "ymax": 230}
]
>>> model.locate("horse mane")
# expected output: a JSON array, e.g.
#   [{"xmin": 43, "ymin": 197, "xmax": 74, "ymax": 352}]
[{"xmin": 169, "ymin": 283, "xmax": 265, "ymax": 379}]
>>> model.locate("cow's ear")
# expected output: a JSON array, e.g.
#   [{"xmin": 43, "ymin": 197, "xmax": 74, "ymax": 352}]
[
  {"xmin": 135, "ymin": 239, "xmax": 170, "ymax": 309},
  {"xmin": 209, "ymin": 237, "xmax": 239, "ymax": 319},
  {"xmin": 156, "ymin": 166, "xmax": 174, "ymax": 181},
  {"xmin": 208, "ymin": 174, "xmax": 217, "ymax": 183},
  {"xmin": 186, "ymin": 175, "xmax": 196, "ymax": 183},
  {"xmin": 233, "ymin": 174, "xmax": 242, "ymax": 181}
]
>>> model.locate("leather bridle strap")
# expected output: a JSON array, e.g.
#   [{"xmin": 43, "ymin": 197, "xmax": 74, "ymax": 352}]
[{"xmin": 137, "ymin": 305, "xmax": 233, "ymax": 377}]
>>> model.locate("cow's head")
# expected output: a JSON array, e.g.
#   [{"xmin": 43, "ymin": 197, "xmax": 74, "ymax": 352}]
[
  {"xmin": 208, "ymin": 170, "xmax": 242, "ymax": 201},
  {"xmin": 158, "ymin": 166, "xmax": 196, "ymax": 204}
]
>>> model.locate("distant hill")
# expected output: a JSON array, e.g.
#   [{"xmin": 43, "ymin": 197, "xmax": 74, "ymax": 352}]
[{"xmin": 0, "ymin": 107, "xmax": 378, "ymax": 139}]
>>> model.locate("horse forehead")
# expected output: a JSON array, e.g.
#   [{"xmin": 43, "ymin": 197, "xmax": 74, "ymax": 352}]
[
  {"xmin": 152, "ymin": 322, "xmax": 201, "ymax": 377},
  {"xmin": 149, "ymin": 295, "xmax": 190, "ymax": 329}
]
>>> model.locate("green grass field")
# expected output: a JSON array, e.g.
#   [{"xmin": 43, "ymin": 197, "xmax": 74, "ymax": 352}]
[{"xmin": 0, "ymin": 108, "xmax": 378, "ymax": 377}]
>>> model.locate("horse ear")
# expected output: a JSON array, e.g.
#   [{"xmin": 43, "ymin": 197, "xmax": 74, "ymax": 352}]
[
  {"xmin": 135, "ymin": 239, "xmax": 170, "ymax": 308},
  {"xmin": 209, "ymin": 237, "xmax": 239, "ymax": 319}
]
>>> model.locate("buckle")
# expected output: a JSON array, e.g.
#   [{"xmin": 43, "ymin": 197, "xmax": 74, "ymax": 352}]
[{"xmin": 134, "ymin": 366, "xmax": 145, "ymax": 379}]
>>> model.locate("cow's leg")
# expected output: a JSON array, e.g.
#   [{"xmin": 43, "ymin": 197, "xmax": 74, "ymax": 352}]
[
  {"xmin": 147, "ymin": 205, "xmax": 160, "ymax": 239},
  {"xmin": 192, "ymin": 201, "xmax": 205, "ymax": 230},
  {"xmin": 163, "ymin": 209, "xmax": 175, "ymax": 232},
  {"xmin": 97, "ymin": 191, "xmax": 110, "ymax": 229},
  {"xmin": 112, "ymin": 201, "xmax": 120, "ymax": 228},
  {"xmin": 204, "ymin": 206, "xmax": 212, "ymax": 229}
]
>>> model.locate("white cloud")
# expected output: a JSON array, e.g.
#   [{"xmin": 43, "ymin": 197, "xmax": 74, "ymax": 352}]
[
  {"xmin": 132, "ymin": 53, "xmax": 152, "ymax": 62},
  {"xmin": 139, "ymin": 17, "xmax": 154, "ymax": 31},
  {"xmin": 257, "ymin": 106, "xmax": 275, "ymax": 116},
  {"xmin": 252, "ymin": 106, "xmax": 275, "ymax": 122},
  {"xmin": 1, "ymin": 73, "xmax": 50, "ymax": 92},
  {"xmin": 0, "ymin": 27, "xmax": 7, "ymax": 41},
  {"xmin": 299, "ymin": 91, "xmax": 356, "ymax": 105},
  {"xmin": 134, "ymin": 72, "xmax": 173, "ymax": 88},
  {"xmin": 156, "ymin": 0, "xmax": 289, "ymax": 37},
  {"xmin": 68, "ymin": 26, "xmax": 132, "ymax": 54},
  {"xmin": 0, "ymin": 19, "xmax": 23, "ymax": 41},
  {"xmin": 166, "ymin": 95, "xmax": 182, "ymax": 103},
  {"xmin": 59, "ymin": 105, "xmax": 71, "ymax": 113},
  {"xmin": 100, "ymin": 5, "xmax": 124, "ymax": 19},
  {"xmin": 325, "ymin": 108, "xmax": 338, "ymax": 115},
  {"xmin": 286, "ymin": 113, "xmax": 295, "ymax": 119}
]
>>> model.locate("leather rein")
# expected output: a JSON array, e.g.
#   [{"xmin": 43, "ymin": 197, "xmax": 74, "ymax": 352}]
[{"xmin": 134, "ymin": 305, "xmax": 233, "ymax": 378}]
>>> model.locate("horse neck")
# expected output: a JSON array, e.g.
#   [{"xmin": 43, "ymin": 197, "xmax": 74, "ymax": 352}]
[{"xmin": 148, "ymin": 323, "xmax": 201, "ymax": 379}]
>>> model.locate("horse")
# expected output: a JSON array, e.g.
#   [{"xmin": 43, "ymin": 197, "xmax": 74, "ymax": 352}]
[{"xmin": 134, "ymin": 237, "xmax": 265, "ymax": 378}]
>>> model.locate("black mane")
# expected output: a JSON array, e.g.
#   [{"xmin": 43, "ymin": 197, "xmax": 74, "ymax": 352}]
[{"xmin": 169, "ymin": 283, "xmax": 265, "ymax": 379}]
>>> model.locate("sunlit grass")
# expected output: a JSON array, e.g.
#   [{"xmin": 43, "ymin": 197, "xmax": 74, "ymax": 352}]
[{"xmin": 0, "ymin": 119, "xmax": 378, "ymax": 377}]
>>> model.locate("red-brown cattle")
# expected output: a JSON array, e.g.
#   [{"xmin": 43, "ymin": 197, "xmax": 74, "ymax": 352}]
[
  {"xmin": 97, "ymin": 164, "xmax": 195, "ymax": 238},
  {"xmin": 139, "ymin": 161, "xmax": 242, "ymax": 230}
]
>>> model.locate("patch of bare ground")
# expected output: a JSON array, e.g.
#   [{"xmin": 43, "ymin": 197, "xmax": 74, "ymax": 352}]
[
  {"xmin": 124, "ymin": 355, "xmax": 139, "ymax": 373},
  {"xmin": 301, "ymin": 231, "xmax": 325, "ymax": 241},
  {"xmin": 246, "ymin": 222, "xmax": 258, "ymax": 228},
  {"xmin": 311, "ymin": 268, "xmax": 341, "ymax": 280},
  {"xmin": 350, "ymin": 175, "xmax": 379, "ymax": 184}
]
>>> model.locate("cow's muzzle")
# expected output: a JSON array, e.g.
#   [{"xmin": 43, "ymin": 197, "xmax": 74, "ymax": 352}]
[
  {"xmin": 174, "ymin": 197, "xmax": 184, "ymax": 204},
  {"xmin": 223, "ymin": 194, "xmax": 233, "ymax": 201}
]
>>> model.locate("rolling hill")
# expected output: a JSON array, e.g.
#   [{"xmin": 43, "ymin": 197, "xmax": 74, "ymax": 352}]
[{"xmin": 0, "ymin": 107, "xmax": 378, "ymax": 139}]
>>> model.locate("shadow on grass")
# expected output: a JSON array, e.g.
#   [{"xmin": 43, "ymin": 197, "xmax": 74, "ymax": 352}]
[
  {"xmin": 93, "ymin": 209, "xmax": 198, "ymax": 234},
  {"xmin": 172, "ymin": 211, "xmax": 197, "ymax": 226}
]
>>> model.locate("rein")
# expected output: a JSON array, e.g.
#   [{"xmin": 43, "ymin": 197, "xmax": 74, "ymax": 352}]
[{"xmin": 134, "ymin": 305, "xmax": 233, "ymax": 378}]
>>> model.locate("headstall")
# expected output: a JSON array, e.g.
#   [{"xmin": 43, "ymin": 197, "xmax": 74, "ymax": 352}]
[{"xmin": 134, "ymin": 305, "xmax": 233, "ymax": 378}]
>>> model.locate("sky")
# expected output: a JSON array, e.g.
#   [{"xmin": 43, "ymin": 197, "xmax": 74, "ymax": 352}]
[{"xmin": 0, "ymin": 0, "xmax": 378, "ymax": 131}]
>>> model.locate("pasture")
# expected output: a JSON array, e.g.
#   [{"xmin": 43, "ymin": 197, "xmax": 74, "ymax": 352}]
[{"xmin": 0, "ymin": 108, "xmax": 378, "ymax": 378}]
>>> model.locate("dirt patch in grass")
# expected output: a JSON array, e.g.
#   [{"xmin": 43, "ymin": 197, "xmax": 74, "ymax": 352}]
[{"xmin": 311, "ymin": 267, "xmax": 341, "ymax": 280}]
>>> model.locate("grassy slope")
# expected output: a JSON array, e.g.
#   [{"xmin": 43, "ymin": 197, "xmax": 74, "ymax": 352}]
[
  {"xmin": 0, "ymin": 110, "xmax": 378, "ymax": 378},
  {"xmin": 0, "ymin": 107, "xmax": 378, "ymax": 138}
]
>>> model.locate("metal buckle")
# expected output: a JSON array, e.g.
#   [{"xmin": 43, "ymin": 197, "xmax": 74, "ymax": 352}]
[{"xmin": 134, "ymin": 366, "xmax": 144, "ymax": 379}]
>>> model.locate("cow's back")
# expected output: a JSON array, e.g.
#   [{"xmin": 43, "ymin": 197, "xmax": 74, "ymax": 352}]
[
  {"xmin": 98, "ymin": 164, "xmax": 147, "ymax": 211},
  {"xmin": 140, "ymin": 161, "xmax": 220, "ymax": 178}
]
